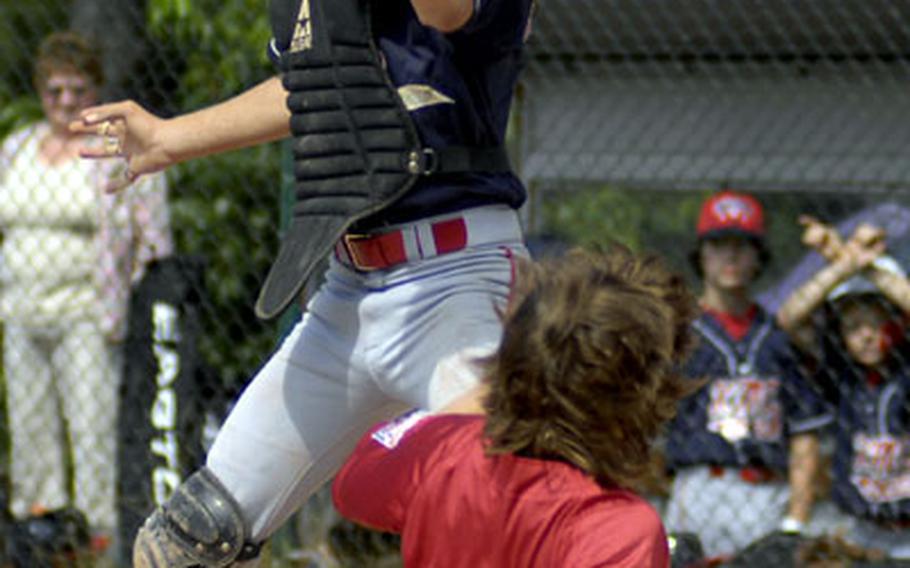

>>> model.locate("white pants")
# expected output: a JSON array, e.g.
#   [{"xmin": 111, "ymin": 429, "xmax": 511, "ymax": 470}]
[
  {"xmin": 4, "ymin": 320, "xmax": 119, "ymax": 533},
  {"xmin": 208, "ymin": 207, "xmax": 524, "ymax": 541},
  {"xmin": 665, "ymin": 465, "xmax": 790, "ymax": 559}
]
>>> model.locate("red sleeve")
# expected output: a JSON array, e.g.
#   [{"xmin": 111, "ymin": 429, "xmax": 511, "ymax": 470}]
[
  {"xmin": 564, "ymin": 496, "xmax": 670, "ymax": 568},
  {"xmin": 331, "ymin": 410, "xmax": 438, "ymax": 533}
]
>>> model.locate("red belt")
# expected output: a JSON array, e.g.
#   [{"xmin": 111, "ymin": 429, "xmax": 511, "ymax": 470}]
[
  {"xmin": 335, "ymin": 217, "xmax": 469, "ymax": 271},
  {"xmin": 709, "ymin": 465, "xmax": 779, "ymax": 484}
]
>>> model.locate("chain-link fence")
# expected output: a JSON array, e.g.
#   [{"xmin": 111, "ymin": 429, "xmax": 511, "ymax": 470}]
[
  {"xmin": 522, "ymin": 3, "xmax": 910, "ymax": 566},
  {"xmin": 0, "ymin": 1, "xmax": 909, "ymax": 567}
]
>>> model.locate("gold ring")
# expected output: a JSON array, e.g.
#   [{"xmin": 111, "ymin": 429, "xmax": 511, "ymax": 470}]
[
  {"xmin": 99, "ymin": 120, "xmax": 111, "ymax": 138},
  {"xmin": 103, "ymin": 134, "xmax": 123, "ymax": 156}
]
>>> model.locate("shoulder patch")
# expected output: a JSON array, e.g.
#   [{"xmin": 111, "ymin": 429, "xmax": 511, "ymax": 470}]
[
  {"xmin": 397, "ymin": 84, "xmax": 455, "ymax": 112},
  {"xmin": 371, "ymin": 410, "xmax": 431, "ymax": 449},
  {"xmin": 289, "ymin": 0, "xmax": 313, "ymax": 52}
]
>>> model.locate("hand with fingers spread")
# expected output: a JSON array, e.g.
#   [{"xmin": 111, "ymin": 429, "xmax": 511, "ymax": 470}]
[
  {"xmin": 71, "ymin": 75, "xmax": 291, "ymax": 196},
  {"xmin": 70, "ymin": 101, "xmax": 172, "ymax": 192}
]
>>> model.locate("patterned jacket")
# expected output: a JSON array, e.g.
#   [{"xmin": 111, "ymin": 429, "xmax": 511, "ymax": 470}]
[{"xmin": 0, "ymin": 121, "xmax": 173, "ymax": 340}]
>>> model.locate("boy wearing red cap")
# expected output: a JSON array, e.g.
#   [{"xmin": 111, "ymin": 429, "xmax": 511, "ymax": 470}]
[{"xmin": 663, "ymin": 191, "xmax": 831, "ymax": 560}]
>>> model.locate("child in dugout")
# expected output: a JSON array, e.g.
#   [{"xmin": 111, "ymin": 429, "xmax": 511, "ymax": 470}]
[
  {"xmin": 777, "ymin": 216, "xmax": 910, "ymax": 559},
  {"xmin": 663, "ymin": 191, "xmax": 831, "ymax": 560},
  {"xmin": 331, "ymin": 246, "xmax": 700, "ymax": 567}
]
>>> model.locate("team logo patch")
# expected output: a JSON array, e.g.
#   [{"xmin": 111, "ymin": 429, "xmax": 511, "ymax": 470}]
[
  {"xmin": 397, "ymin": 84, "xmax": 455, "ymax": 112},
  {"xmin": 371, "ymin": 410, "xmax": 431, "ymax": 449},
  {"xmin": 707, "ymin": 377, "xmax": 782, "ymax": 442},
  {"xmin": 290, "ymin": 0, "xmax": 313, "ymax": 53},
  {"xmin": 850, "ymin": 433, "xmax": 910, "ymax": 503},
  {"xmin": 712, "ymin": 196, "xmax": 755, "ymax": 224}
]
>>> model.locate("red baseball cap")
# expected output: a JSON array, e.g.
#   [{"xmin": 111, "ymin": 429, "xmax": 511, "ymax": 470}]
[{"xmin": 696, "ymin": 190, "xmax": 766, "ymax": 241}]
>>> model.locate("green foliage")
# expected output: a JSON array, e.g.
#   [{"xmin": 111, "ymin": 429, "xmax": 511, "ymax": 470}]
[
  {"xmin": 538, "ymin": 185, "xmax": 863, "ymax": 296},
  {"xmin": 0, "ymin": 97, "xmax": 43, "ymax": 141},
  {"xmin": 540, "ymin": 184, "xmax": 711, "ymax": 280},
  {"xmin": 147, "ymin": 0, "xmax": 283, "ymax": 386},
  {"xmin": 545, "ymin": 185, "xmax": 645, "ymax": 250},
  {"xmin": 148, "ymin": 0, "xmax": 273, "ymax": 105},
  {"xmin": 0, "ymin": 2, "xmax": 70, "ymax": 97},
  {"xmin": 0, "ymin": 1, "xmax": 69, "ymax": 139}
]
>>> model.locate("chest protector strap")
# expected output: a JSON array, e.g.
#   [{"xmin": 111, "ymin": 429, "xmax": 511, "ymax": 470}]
[{"xmin": 257, "ymin": 0, "xmax": 510, "ymax": 319}]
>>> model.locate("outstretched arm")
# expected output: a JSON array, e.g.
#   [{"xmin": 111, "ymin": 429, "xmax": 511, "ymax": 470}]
[
  {"xmin": 834, "ymin": 223, "xmax": 910, "ymax": 315},
  {"xmin": 778, "ymin": 221, "xmax": 905, "ymax": 345},
  {"xmin": 867, "ymin": 260, "xmax": 910, "ymax": 316},
  {"xmin": 70, "ymin": 76, "xmax": 290, "ymax": 189},
  {"xmin": 776, "ymin": 217, "xmax": 852, "ymax": 338},
  {"xmin": 777, "ymin": 257, "xmax": 857, "ymax": 336}
]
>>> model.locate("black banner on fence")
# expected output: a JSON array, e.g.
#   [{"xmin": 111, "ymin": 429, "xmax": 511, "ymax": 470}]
[{"xmin": 116, "ymin": 255, "xmax": 210, "ymax": 560}]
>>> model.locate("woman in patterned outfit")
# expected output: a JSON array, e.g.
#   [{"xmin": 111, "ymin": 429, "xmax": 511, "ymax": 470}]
[{"xmin": 0, "ymin": 31, "xmax": 172, "ymax": 542}]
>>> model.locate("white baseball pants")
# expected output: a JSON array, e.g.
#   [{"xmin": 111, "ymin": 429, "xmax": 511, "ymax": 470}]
[{"xmin": 207, "ymin": 205, "xmax": 525, "ymax": 541}]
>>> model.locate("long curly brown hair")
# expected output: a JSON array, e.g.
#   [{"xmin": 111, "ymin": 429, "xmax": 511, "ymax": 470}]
[{"xmin": 482, "ymin": 245, "xmax": 700, "ymax": 490}]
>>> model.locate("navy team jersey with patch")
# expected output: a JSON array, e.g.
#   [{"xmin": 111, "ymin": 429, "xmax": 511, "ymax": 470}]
[
  {"xmin": 269, "ymin": 0, "xmax": 532, "ymax": 228},
  {"xmin": 828, "ymin": 363, "xmax": 910, "ymax": 521},
  {"xmin": 666, "ymin": 307, "xmax": 831, "ymax": 472}
]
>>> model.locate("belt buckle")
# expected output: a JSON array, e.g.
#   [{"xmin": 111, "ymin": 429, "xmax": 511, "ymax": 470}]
[{"xmin": 342, "ymin": 233, "xmax": 375, "ymax": 271}]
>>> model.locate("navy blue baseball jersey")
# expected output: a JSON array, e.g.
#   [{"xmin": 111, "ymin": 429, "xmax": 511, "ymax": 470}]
[
  {"xmin": 666, "ymin": 307, "xmax": 831, "ymax": 472},
  {"xmin": 269, "ymin": 0, "xmax": 532, "ymax": 228},
  {"xmin": 827, "ymin": 362, "xmax": 910, "ymax": 521}
]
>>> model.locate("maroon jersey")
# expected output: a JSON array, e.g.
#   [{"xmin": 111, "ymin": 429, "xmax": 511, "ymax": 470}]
[{"xmin": 333, "ymin": 412, "xmax": 670, "ymax": 567}]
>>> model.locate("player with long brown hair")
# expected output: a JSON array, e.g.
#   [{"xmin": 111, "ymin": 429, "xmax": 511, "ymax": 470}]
[{"xmin": 333, "ymin": 246, "xmax": 699, "ymax": 567}]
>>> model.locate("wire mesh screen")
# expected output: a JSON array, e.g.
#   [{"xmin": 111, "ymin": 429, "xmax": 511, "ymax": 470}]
[
  {"xmin": 0, "ymin": 1, "xmax": 908, "ymax": 567},
  {"xmin": 520, "ymin": 0, "xmax": 910, "ymax": 192},
  {"xmin": 520, "ymin": 3, "xmax": 910, "ymax": 566}
]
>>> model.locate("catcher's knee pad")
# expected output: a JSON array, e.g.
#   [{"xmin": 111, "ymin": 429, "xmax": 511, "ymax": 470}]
[{"xmin": 133, "ymin": 467, "xmax": 261, "ymax": 567}]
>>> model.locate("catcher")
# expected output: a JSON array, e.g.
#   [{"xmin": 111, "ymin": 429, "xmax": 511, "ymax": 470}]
[{"xmin": 73, "ymin": 0, "xmax": 535, "ymax": 566}]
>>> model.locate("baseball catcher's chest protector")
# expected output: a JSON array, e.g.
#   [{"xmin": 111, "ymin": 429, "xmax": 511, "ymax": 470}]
[{"xmin": 259, "ymin": 0, "xmax": 511, "ymax": 319}]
